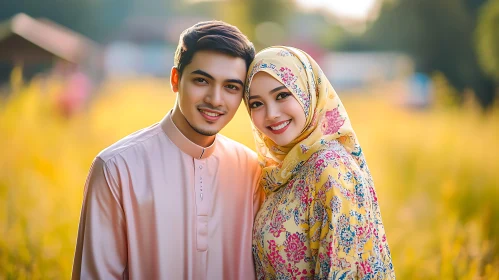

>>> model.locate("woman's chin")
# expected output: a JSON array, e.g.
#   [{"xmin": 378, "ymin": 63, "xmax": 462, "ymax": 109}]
[{"xmin": 269, "ymin": 137, "xmax": 292, "ymax": 147}]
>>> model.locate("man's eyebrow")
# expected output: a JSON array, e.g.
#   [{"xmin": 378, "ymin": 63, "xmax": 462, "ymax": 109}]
[
  {"xmin": 226, "ymin": 79, "xmax": 244, "ymax": 87},
  {"xmin": 191, "ymin": 69, "xmax": 214, "ymax": 80},
  {"xmin": 191, "ymin": 70, "xmax": 244, "ymax": 87}
]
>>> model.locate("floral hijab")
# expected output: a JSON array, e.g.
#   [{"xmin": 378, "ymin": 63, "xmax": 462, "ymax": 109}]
[{"xmin": 244, "ymin": 46, "xmax": 361, "ymax": 193}]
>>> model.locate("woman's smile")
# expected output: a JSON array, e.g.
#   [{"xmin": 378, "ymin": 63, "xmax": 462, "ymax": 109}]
[{"xmin": 267, "ymin": 119, "xmax": 291, "ymax": 134}]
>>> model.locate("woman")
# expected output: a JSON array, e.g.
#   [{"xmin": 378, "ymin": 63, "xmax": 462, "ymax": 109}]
[{"xmin": 244, "ymin": 46, "xmax": 395, "ymax": 279}]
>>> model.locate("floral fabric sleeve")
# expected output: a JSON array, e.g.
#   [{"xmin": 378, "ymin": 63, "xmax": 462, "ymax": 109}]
[{"xmin": 309, "ymin": 164, "xmax": 395, "ymax": 280}]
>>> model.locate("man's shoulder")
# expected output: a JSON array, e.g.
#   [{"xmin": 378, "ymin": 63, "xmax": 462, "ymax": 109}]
[
  {"xmin": 215, "ymin": 135, "xmax": 262, "ymax": 183},
  {"xmin": 97, "ymin": 123, "xmax": 164, "ymax": 163},
  {"xmin": 216, "ymin": 134, "xmax": 258, "ymax": 161}
]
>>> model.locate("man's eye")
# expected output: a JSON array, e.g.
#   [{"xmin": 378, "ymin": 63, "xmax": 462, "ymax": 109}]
[
  {"xmin": 194, "ymin": 78, "xmax": 207, "ymax": 84},
  {"xmin": 249, "ymin": 101, "xmax": 263, "ymax": 109},
  {"xmin": 276, "ymin": 92, "xmax": 291, "ymax": 100},
  {"xmin": 226, "ymin": 84, "xmax": 240, "ymax": 91}
]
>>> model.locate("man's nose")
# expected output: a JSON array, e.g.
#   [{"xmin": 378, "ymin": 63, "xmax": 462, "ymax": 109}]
[{"xmin": 205, "ymin": 86, "xmax": 224, "ymax": 107}]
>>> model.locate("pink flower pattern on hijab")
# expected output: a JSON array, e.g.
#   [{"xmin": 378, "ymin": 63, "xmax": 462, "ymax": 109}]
[{"xmin": 322, "ymin": 107, "xmax": 346, "ymax": 135}]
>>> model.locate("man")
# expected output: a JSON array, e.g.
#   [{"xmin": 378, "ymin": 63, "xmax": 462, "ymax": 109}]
[{"xmin": 72, "ymin": 21, "xmax": 262, "ymax": 279}]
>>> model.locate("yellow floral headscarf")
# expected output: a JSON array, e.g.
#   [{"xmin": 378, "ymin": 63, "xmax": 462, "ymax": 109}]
[{"xmin": 244, "ymin": 46, "xmax": 361, "ymax": 193}]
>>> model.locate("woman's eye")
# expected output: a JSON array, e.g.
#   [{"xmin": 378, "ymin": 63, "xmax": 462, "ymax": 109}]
[
  {"xmin": 249, "ymin": 101, "xmax": 263, "ymax": 109},
  {"xmin": 276, "ymin": 92, "xmax": 291, "ymax": 100}
]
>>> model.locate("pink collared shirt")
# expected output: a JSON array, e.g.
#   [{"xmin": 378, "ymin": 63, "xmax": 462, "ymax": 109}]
[{"xmin": 72, "ymin": 111, "xmax": 263, "ymax": 280}]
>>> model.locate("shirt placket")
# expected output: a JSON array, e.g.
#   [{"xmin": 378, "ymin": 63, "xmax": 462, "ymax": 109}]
[{"xmin": 194, "ymin": 159, "xmax": 209, "ymax": 251}]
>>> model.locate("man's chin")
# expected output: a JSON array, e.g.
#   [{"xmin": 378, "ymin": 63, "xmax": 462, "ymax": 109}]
[
  {"xmin": 193, "ymin": 128, "xmax": 219, "ymax": 137},
  {"xmin": 190, "ymin": 123, "xmax": 222, "ymax": 137}
]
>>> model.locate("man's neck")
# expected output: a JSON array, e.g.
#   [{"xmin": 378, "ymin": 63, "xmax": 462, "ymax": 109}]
[{"xmin": 171, "ymin": 107, "xmax": 216, "ymax": 148}]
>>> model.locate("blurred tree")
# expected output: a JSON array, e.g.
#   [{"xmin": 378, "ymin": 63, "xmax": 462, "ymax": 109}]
[
  {"xmin": 359, "ymin": 0, "xmax": 496, "ymax": 107},
  {"xmin": 476, "ymin": 0, "xmax": 499, "ymax": 82},
  {"xmin": 247, "ymin": 0, "xmax": 290, "ymax": 27},
  {"xmin": 210, "ymin": 0, "xmax": 291, "ymax": 49}
]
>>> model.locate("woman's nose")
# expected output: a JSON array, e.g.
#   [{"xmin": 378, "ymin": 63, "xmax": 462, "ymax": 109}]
[{"xmin": 265, "ymin": 104, "xmax": 280, "ymax": 121}]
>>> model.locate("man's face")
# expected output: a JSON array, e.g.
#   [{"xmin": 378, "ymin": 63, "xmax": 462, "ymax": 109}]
[{"xmin": 171, "ymin": 50, "xmax": 247, "ymax": 138}]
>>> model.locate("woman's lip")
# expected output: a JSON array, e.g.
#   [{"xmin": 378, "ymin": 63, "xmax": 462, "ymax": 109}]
[{"xmin": 267, "ymin": 120, "xmax": 291, "ymax": 134}]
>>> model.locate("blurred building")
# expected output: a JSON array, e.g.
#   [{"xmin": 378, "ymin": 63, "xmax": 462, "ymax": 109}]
[
  {"xmin": 0, "ymin": 13, "xmax": 104, "ymax": 116},
  {"xmin": 321, "ymin": 51, "xmax": 414, "ymax": 90},
  {"xmin": 0, "ymin": 13, "xmax": 101, "ymax": 84},
  {"xmin": 103, "ymin": 16, "xmax": 209, "ymax": 77}
]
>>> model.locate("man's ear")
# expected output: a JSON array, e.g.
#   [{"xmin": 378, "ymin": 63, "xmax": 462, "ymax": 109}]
[{"xmin": 170, "ymin": 67, "xmax": 180, "ymax": 93}]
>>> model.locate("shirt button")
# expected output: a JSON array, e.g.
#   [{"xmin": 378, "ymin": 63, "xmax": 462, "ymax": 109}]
[{"xmin": 199, "ymin": 165, "xmax": 203, "ymax": 169}]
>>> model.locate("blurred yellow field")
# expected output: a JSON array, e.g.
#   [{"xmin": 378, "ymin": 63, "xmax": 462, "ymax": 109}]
[{"xmin": 1, "ymin": 76, "xmax": 498, "ymax": 279}]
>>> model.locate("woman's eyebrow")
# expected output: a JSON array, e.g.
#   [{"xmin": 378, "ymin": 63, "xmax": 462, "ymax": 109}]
[
  {"xmin": 248, "ymin": 85, "xmax": 288, "ymax": 100},
  {"xmin": 270, "ymin": 85, "xmax": 287, "ymax": 94}
]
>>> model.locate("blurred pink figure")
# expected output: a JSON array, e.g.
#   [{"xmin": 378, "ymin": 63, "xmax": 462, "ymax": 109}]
[{"xmin": 57, "ymin": 67, "xmax": 92, "ymax": 117}]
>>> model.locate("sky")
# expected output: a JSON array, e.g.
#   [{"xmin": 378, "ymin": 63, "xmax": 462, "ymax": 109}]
[{"xmin": 295, "ymin": 0, "xmax": 379, "ymax": 20}]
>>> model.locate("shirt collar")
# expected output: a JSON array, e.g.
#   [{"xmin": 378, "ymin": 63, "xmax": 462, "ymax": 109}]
[{"xmin": 160, "ymin": 111, "xmax": 217, "ymax": 159}]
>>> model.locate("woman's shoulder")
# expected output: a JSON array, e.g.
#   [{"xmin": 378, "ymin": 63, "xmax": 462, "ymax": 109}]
[
  {"xmin": 297, "ymin": 140, "xmax": 361, "ymax": 195},
  {"xmin": 300, "ymin": 140, "xmax": 350, "ymax": 172}
]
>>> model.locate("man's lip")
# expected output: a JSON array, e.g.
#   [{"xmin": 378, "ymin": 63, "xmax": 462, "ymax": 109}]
[
  {"xmin": 198, "ymin": 108, "xmax": 224, "ymax": 122},
  {"xmin": 198, "ymin": 108, "xmax": 225, "ymax": 115}
]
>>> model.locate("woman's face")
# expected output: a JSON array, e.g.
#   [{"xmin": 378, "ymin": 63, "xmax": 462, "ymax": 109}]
[{"xmin": 248, "ymin": 72, "xmax": 307, "ymax": 146}]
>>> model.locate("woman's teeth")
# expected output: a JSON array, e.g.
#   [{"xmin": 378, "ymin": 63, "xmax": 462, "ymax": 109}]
[{"xmin": 270, "ymin": 121, "xmax": 290, "ymax": 131}]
